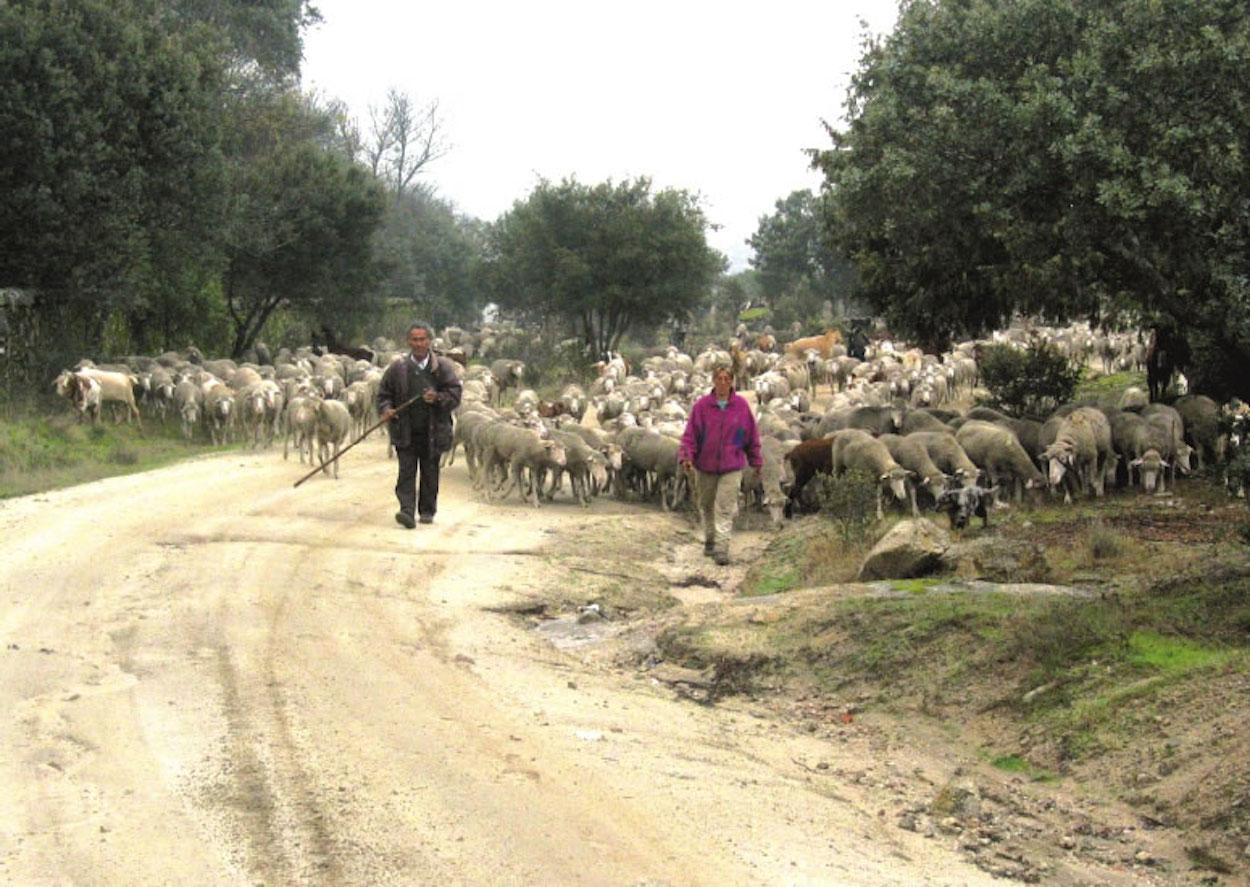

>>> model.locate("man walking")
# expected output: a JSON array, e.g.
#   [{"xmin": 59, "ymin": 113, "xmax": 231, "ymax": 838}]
[
  {"xmin": 678, "ymin": 364, "xmax": 762, "ymax": 565},
  {"xmin": 378, "ymin": 322, "xmax": 463, "ymax": 527}
]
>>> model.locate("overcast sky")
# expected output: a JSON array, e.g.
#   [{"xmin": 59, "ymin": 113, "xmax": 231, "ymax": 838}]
[{"xmin": 301, "ymin": 1, "xmax": 900, "ymax": 271}]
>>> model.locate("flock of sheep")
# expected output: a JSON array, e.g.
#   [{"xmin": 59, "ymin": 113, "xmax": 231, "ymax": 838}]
[{"xmin": 49, "ymin": 320, "xmax": 1250, "ymax": 528}]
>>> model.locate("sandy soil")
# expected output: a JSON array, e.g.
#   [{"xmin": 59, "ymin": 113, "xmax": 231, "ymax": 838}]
[{"xmin": 0, "ymin": 439, "xmax": 1162, "ymax": 885}]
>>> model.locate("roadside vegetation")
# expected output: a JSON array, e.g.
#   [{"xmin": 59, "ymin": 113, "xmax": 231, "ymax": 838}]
[{"xmin": 0, "ymin": 403, "xmax": 231, "ymax": 499}]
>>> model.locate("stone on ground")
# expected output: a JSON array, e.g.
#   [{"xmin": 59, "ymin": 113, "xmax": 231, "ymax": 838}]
[{"xmin": 858, "ymin": 518, "xmax": 951, "ymax": 581}]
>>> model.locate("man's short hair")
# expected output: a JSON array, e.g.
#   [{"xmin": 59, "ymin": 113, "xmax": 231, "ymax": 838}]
[
  {"xmin": 712, "ymin": 364, "xmax": 733, "ymax": 378},
  {"xmin": 407, "ymin": 322, "xmax": 433, "ymax": 338}
]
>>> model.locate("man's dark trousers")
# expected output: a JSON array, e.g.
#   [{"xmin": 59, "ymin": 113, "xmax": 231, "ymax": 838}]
[{"xmin": 395, "ymin": 433, "xmax": 439, "ymax": 520}]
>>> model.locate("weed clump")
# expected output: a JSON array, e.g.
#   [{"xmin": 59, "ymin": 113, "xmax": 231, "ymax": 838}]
[
  {"xmin": 107, "ymin": 446, "xmax": 139, "ymax": 466},
  {"xmin": 1085, "ymin": 520, "xmax": 1125, "ymax": 561},
  {"xmin": 814, "ymin": 469, "xmax": 878, "ymax": 542}
]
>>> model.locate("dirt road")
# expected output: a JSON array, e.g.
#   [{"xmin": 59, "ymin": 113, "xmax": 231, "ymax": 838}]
[{"xmin": 1, "ymin": 442, "xmax": 1009, "ymax": 885}]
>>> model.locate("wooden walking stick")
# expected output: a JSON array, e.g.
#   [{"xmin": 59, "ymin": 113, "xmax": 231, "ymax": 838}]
[{"xmin": 292, "ymin": 393, "xmax": 422, "ymax": 488}]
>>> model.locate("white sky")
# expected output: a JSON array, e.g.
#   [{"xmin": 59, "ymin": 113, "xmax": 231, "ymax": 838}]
[{"xmin": 301, "ymin": 1, "xmax": 900, "ymax": 271}]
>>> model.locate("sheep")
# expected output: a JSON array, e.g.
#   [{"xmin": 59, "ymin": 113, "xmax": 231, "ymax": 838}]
[
  {"xmin": 542, "ymin": 430, "xmax": 609, "ymax": 507},
  {"xmin": 956, "ymin": 420, "xmax": 1047, "ymax": 503},
  {"xmin": 447, "ymin": 408, "xmax": 498, "ymax": 475},
  {"xmin": 74, "ymin": 367, "xmax": 142, "ymax": 426},
  {"xmin": 902, "ymin": 431, "xmax": 981, "ymax": 490},
  {"xmin": 752, "ymin": 371, "xmax": 790, "ymax": 404},
  {"xmin": 816, "ymin": 403, "xmax": 906, "ymax": 438},
  {"xmin": 204, "ymin": 387, "xmax": 235, "ymax": 445},
  {"xmin": 145, "ymin": 367, "xmax": 176, "ymax": 420},
  {"xmin": 238, "ymin": 384, "xmax": 271, "ymax": 449},
  {"xmin": 476, "ymin": 423, "xmax": 557, "ymax": 501},
  {"xmin": 173, "ymin": 380, "xmax": 202, "ymax": 440},
  {"xmin": 899, "ymin": 409, "xmax": 954, "ymax": 435},
  {"xmin": 513, "ymin": 388, "xmax": 539, "ymax": 417},
  {"xmin": 500, "ymin": 429, "xmax": 568, "ymax": 507},
  {"xmin": 559, "ymin": 384, "xmax": 588, "ymax": 422},
  {"xmin": 67, "ymin": 373, "xmax": 102, "ymax": 424},
  {"xmin": 489, "ymin": 359, "xmax": 525, "ymax": 405},
  {"xmin": 283, "ymin": 396, "xmax": 319, "ymax": 463},
  {"xmin": 878, "ymin": 433, "xmax": 950, "ymax": 502},
  {"xmin": 1039, "ymin": 408, "xmax": 1114, "ymax": 500},
  {"xmin": 740, "ymin": 436, "xmax": 792, "ymax": 526},
  {"xmin": 1141, "ymin": 403, "xmax": 1193, "ymax": 484},
  {"xmin": 228, "ymin": 366, "xmax": 263, "ymax": 391},
  {"xmin": 314, "ymin": 398, "xmax": 352, "ymax": 478},
  {"xmin": 1174, "ymin": 394, "xmax": 1225, "ymax": 469},
  {"xmin": 342, "ymin": 380, "xmax": 373, "ymax": 438},
  {"xmin": 559, "ymin": 424, "xmax": 623, "ymax": 494},
  {"xmin": 1118, "ymin": 386, "xmax": 1149, "ymax": 412},
  {"xmin": 1109, "ymin": 410, "xmax": 1171, "ymax": 493},
  {"xmin": 619, "ymin": 429, "xmax": 687, "ymax": 510},
  {"xmin": 828, "ymin": 428, "xmax": 917, "ymax": 519},
  {"xmin": 775, "ymin": 355, "xmax": 812, "ymax": 394}
]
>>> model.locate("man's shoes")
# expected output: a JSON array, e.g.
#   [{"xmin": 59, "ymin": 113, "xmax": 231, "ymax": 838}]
[
  {"xmin": 713, "ymin": 551, "xmax": 730, "ymax": 566},
  {"xmin": 703, "ymin": 540, "xmax": 715, "ymax": 557},
  {"xmin": 395, "ymin": 511, "xmax": 416, "ymax": 529},
  {"xmin": 418, "ymin": 514, "xmax": 434, "ymax": 524}
]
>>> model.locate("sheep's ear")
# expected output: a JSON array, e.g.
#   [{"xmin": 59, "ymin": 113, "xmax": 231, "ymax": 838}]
[{"xmin": 1129, "ymin": 458, "xmax": 1142, "ymax": 467}]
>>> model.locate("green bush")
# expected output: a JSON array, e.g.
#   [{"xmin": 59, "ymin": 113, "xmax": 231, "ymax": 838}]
[
  {"xmin": 978, "ymin": 341, "xmax": 1081, "ymax": 419},
  {"xmin": 814, "ymin": 469, "xmax": 879, "ymax": 542}
]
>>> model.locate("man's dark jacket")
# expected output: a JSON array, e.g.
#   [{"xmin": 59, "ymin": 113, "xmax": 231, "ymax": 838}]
[{"xmin": 377, "ymin": 352, "xmax": 463, "ymax": 454}]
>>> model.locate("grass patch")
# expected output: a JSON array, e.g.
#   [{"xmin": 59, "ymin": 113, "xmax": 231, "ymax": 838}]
[
  {"xmin": 889, "ymin": 578, "xmax": 943, "ymax": 595},
  {"xmin": 1074, "ymin": 369, "xmax": 1147, "ymax": 402},
  {"xmin": 0, "ymin": 412, "xmax": 231, "ymax": 498},
  {"xmin": 750, "ymin": 567, "xmax": 799, "ymax": 597},
  {"xmin": 740, "ymin": 518, "xmax": 877, "ymax": 596},
  {"xmin": 1125, "ymin": 631, "xmax": 1236, "ymax": 673},
  {"xmin": 989, "ymin": 753, "xmax": 1057, "ymax": 782}
]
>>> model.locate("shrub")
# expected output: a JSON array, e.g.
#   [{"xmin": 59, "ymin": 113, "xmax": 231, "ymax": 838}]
[
  {"xmin": 978, "ymin": 341, "xmax": 1081, "ymax": 419},
  {"xmin": 1086, "ymin": 520, "xmax": 1125, "ymax": 561},
  {"xmin": 814, "ymin": 469, "xmax": 878, "ymax": 542}
]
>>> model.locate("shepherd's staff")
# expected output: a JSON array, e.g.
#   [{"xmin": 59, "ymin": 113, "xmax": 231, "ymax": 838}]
[{"xmin": 292, "ymin": 393, "xmax": 421, "ymax": 488}]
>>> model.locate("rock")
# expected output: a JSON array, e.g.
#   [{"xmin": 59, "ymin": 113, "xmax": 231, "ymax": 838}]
[
  {"xmin": 939, "ymin": 536, "xmax": 1052, "ymax": 583},
  {"xmin": 858, "ymin": 518, "xmax": 951, "ymax": 581},
  {"xmin": 1134, "ymin": 850, "xmax": 1153, "ymax": 865},
  {"xmin": 1060, "ymin": 835, "xmax": 1076, "ymax": 850}
]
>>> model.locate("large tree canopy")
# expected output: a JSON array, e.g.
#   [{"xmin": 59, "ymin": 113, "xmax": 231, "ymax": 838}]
[
  {"xmin": 815, "ymin": 0, "xmax": 1250, "ymax": 394},
  {"xmin": 486, "ymin": 178, "xmax": 724, "ymax": 355},
  {"xmin": 0, "ymin": 0, "xmax": 227, "ymax": 353},
  {"xmin": 220, "ymin": 89, "xmax": 386, "ymax": 356}
]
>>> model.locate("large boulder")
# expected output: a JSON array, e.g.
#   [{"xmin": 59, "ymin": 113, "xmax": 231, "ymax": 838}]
[
  {"xmin": 939, "ymin": 537, "xmax": 1052, "ymax": 583},
  {"xmin": 858, "ymin": 518, "xmax": 951, "ymax": 581}
]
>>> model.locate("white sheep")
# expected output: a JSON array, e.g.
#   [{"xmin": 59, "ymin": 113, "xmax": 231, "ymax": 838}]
[{"xmin": 315, "ymin": 399, "xmax": 352, "ymax": 478}]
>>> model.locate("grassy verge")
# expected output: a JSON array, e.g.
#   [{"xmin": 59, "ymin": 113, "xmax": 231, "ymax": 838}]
[
  {"xmin": 1073, "ymin": 368, "xmax": 1146, "ymax": 402},
  {"xmin": 0, "ymin": 412, "xmax": 232, "ymax": 498},
  {"xmin": 658, "ymin": 481, "xmax": 1250, "ymax": 767}
]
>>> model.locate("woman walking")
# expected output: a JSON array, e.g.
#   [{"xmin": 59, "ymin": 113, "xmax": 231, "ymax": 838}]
[{"xmin": 678, "ymin": 365, "xmax": 763, "ymax": 565}]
